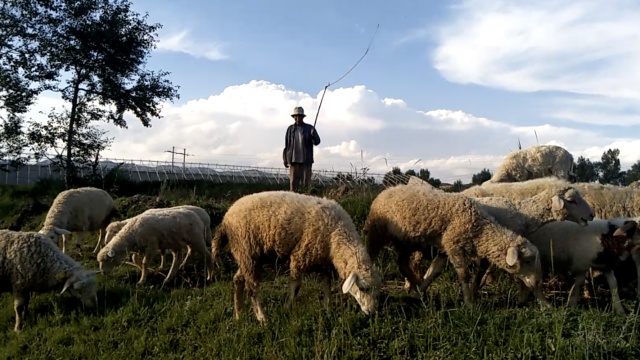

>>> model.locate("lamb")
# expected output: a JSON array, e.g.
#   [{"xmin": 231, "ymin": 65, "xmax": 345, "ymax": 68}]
[
  {"xmin": 362, "ymin": 184, "xmax": 549, "ymax": 308},
  {"xmin": 97, "ymin": 207, "xmax": 214, "ymax": 286},
  {"xmin": 524, "ymin": 219, "xmax": 638, "ymax": 315},
  {"xmin": 210, "ymin": 190, "xmax": 381, "ymax": 324},
  {"xmin": 0, "ymin": 229, "xmax": 100, "ymax": 332},
  {"xmin": 412, "ymin": 186, "xmax": 595, "ymax": 297},
  {"xmin": 38, "ymin": 187, "xmax": 118, "ymax": 254},
  {"xmin": 103, "ymin": 205, "xmax": 213, "ymax": 270},
  {"xmin": 488, "ymin": 144, "xmax": 574, "ymax": 183}
]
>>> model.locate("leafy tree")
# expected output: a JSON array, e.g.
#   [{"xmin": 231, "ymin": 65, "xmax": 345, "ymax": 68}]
[
  {"xmin": 625, "ymin": 160, "xmax": 640, "ymax": 185},
  {"xmin": 570, "ymin": 156, "xmax": 599, "ymax": 183},
  {"xmin": 597, "ymin": 148, "xmax": 624, "ymax": 185},
  {"xmin": 404, "ymin": 169, "xmax": 417, "ymax": 177},
  {"xmin": 471, "ymin": 168, "xmax": 492, "ymax": 185},
  {"xmin": 451, "ymin": 179, "xmax": 464, "ymax": 192},
  {"xmin": 2, "ymin": 0, "xmax": 180, "ymax": 187},
  {"xmin": 0, "ymin": 114, "xmax": 30, "ymax": 171},
  {"xmin": 418, "ymin": 168, "xmax": 430, "ymax": 181}
]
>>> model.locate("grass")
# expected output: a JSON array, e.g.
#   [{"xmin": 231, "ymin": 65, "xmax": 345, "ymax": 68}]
[{"xmin": 1, "ymin": 180, "xmax": 640, "ymax": 359}]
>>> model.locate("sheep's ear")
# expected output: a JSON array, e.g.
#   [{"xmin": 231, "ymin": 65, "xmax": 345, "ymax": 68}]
[
  {"xmin": 506, "ymin": 247, "xmax": 519, "ymax": 266},
  {"xmin": 53, "ymin": 227, "xmax": 72, "ymax": 235},
  {"xmin": 613, "ymin": 221, "xmax": 638, "ymax": 237},
  {"xmin": 551, "ymin": 195, "xmax": 565, "ymax": 210},
  {"xmin": 342, "ymin": 272, "xmax": 359, "ymax": 294},
  {"xmin": 60, "ymin": 275, "xmax": 77, "ymax": 294}
]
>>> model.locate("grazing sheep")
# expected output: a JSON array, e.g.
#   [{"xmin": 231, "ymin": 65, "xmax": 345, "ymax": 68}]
[
  {"xmin": 525, "ymin": 219, "xmax": 638, "ymax": 314},
  {"xmin": 97, "ymin": 208, "xmax": 214, "ymax": 286},
  {"xmin": 363, "ymin": 184, "xmax": 548, "ymax": 308},
  {"xmin": 104, "ymin": 205, "xmax": 213, "ymax": 270},
  {"xmin": 488, "ymin": 145, "xmax": 574, "ymax": 183},
  {"xmin": 413, "ymin": 186, "xmax": 595, "ymax": 296},
  {"xmin": 211, "ymin": 191, "xmax": 381, "ymax": 324},
  {"xmin": 38, "ymin": 187, "xmax": 118, "ymax": 254},
  {"xmin": 0, "ymin": 230, "xmax": 100, "ymax": 332}
]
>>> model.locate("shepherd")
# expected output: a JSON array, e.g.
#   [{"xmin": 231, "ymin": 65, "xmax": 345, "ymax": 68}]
[{"xmin": 283, "ymin": 106, "xmax": 321, "ymax": 192}]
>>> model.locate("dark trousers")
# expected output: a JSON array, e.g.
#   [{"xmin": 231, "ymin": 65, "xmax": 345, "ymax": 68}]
[{"xmin": 289, "ymin": 163, "xmax": 312, "ymax": 192}]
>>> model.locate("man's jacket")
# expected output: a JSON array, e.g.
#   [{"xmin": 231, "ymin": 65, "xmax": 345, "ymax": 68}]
[{"xmin": 282, "ymin": 122, "xmax": 321, "ymax": 165}]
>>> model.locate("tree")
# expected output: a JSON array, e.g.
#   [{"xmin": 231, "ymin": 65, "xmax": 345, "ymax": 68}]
[
  {"xmin": 451, "ymin": 179, "xmax": 464, "ymax": 192},
  {"xmin": 570, "ymin": 156, "xmax": 598, "ymax": 183},
  {"xmin": 2, "ymin": 0, "xmax": 180, "ymax": 187},
  {"xmin": 625, "ymin": 160, "xmax": 640, "ymax": 185},
  {"xmin": 471, "ymin": 168, "xmax": 492, "ymax": 185},
  {"xmin": 404, "ymin": 169, "xmax": 417, "ymax": 177},
  {"xmin": 0, "ymin": 114, "xmax": 30, "ymax": 171},
  {"xmin": 597, "ymin": 148, "xmax": 624, "ymax": 185},
  {"xmin": 383, "ymin": 166, "xmax": 407, "ymax": 187}
]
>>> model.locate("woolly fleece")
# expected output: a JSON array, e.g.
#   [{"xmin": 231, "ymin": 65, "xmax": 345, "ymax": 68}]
[
  {"xmin": 97, "ymin": 208, "xmax": 214, "ymax": 285},
  {"xmin": 489, "ymin": 145, "xmax": 574, "ymax": 183},
  {"xmin": 211, "ymin": 190, "xmax": 381, "ymax": 323},
  {"xmin": 39, "ymin": 187, "xmax": 117, "ymax": 253},
  {"xmin": 0, "ymin": 230, "xmax": 100, "ymax": 331},
  {"xmin": 363, "ymin": 184, "xmax": 546, "ymax": 307}
]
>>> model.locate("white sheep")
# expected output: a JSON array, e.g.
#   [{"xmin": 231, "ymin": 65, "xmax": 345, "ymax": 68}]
[
  {"xmin": 210, "ymin": 190, "xmax": 382, "ymax": 324},
  {"xmin": 0, "ymin": 229, "xmax": 101, "ymax": 332},
  {"xmin": 525, "ymin": 219, "xmax": 638, "ymax": 314},
  {"xmin": 488, "ymin": 145, "xmax": 574, "ymax": 183},
  {"xmin": 363, "ymin": 184, "xmax": 549, "ymax": 308},
  {"xmin": 38, "ymin": 187, "xmax": 118, "ymax": 254},
  {"xmin": 103, "ymin": 205, "xmax": 213, "ymax": 270},
  {"xmin": 97, "ymin": 208, "xmax": 214, "ymax": 286},
  {"xmin": 414, "ymin": 186, "xmax": 595, "ymax": 298}
]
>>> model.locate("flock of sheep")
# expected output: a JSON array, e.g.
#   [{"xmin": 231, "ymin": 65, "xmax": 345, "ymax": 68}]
[{"xmin": 1, "ymin": 144, "xmax": 640, "ymax": 333}]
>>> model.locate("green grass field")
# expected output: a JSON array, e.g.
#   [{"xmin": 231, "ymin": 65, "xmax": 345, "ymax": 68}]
[{"xmin": 1, "ymin": 180, "xmax": 639, "ymax": 359}]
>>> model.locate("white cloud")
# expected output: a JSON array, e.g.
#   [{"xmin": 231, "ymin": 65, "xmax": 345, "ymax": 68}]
[
  {"xmin": 431, "ymin": 0, "xmax": 640, "ymax": 125},
  {"xmin": 21, "ymin": 81, "xmax": 640, "ymax": 183},
  {"xmin": 156, "ymin": 30, "xmax": 227, "ymax": 61}
]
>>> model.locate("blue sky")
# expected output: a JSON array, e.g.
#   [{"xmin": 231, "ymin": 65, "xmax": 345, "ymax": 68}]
[{"xmin": 20, "ymin": 0, "xmax": 640, "ymax": 182}]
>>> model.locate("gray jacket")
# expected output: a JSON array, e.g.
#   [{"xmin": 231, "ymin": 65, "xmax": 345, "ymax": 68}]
[{"xmin": 282, "ymin": 122, "xmax": 321, "ymax": 165}]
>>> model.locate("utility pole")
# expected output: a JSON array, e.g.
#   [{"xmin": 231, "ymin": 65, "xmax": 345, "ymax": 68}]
[{"xmin": 164, "ymin": 147, "xmax": 195, "ymax": 174}]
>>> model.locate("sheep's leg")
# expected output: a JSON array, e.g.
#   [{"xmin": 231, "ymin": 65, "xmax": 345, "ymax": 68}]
[
  {"xmin": 449, "ymin": 252, "xmax": 474, "ymax": 307},
  {"xmin": 418, "ymin": 251, "xmax": 449, "ymax": 293},
  {"xmin": 74, "ymin": 231, "xmax": 83, "ymax": 249},
  {"xmin": 404, "ymin": 251, "xmax": 424, "ymax": 292},
  {"xmin": 13, "ymin": 292, "xmax": 30, "ymax": 332},
  {"xmin": 397, "ymin": 251, "xmax": 423, "ymax": 294},
  {"xmin": 163, "ymin": 250, "xmax": 183, "ymax": 285},
  {"xmin": 632, "ymin": 248, "xmax": 640, "ymax": 301},
  {"xmin": 470, "ymin": 258, "xmax": 491, "ymax": 293},
  {"xmin": 179, "ymin": 246, "xmax": 192, "ymax": 270},
  {"xmin": 286, "ymin": 254, "xmax": 305, "ymax": 308},
  {"xmin": 186, "ymin": 239, "xmax": 215, "ymax": 281},
  {"xmin": 567, "ymin": 272, "xmax": 587, "ymax": 308},
  {"xmin": 137, "ymin": 254, "xmax": 150, "ymax": 286},
  {"xmin": 62, "ymin": 234, "xmax": 72, "ymax": 253},
  {"xmin": 245, "ymin": 263, "xmax": 266, "ymax": 324},
  {"xmin": 321, "ymin": 273, "xmax": 332, "ymax": 307},
  {"xmin": 287, "ymin": 277, "xmax": 302, "ymax": 309},
  {"xmin": 603, "ymin": 270, "xmax": 625, "ymax": 315},
  {"xmin": 92, "ymin": 228, "xmax": 105, "ymax": 253},
  {"xmin": 233, "ymin": 270, "xmax": 246, "ymax": 321}
]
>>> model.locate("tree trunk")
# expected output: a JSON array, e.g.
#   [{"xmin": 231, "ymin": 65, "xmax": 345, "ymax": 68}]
[{"xmin": 65, "ymin": 80, "xmax": 81, "ymax": 189}]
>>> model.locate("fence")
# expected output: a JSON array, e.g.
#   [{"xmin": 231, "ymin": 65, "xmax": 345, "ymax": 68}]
[{"xmin": 0, "ymin": 157, "xmax": 416, "ymax": 188}]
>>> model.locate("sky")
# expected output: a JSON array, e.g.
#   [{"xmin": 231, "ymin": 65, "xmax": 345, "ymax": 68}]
[{"xmin": 17, "ymin": 0, "xmax": 640, "ymax": 183}]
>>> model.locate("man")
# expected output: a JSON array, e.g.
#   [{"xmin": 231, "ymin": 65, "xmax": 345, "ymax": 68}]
[{"xmin": 282, "ymin": 106, "xmax": 321, "ymax": 192}]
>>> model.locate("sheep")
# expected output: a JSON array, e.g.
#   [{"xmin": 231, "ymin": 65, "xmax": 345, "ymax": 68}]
[
  {"xmin": 488, "ymin": 144, "xmax": 574, "ymax": 183},
  {"xmin": 104, "ymin": 205, "xmax": 213, "ymax": 270},
  {"xmin": 38, "ymin": 187, "xmax": 118, "ymax": 254},
  {"xmin": 463, "ymin": 176, "xmax": 640, "ymax": 220},
  {"xmin": 412, "ymin": 186, "xmax": 595, "ymax": 297},
  {"xmin": 363, "ymin": 184, "xmax": 549, "ymax": 308},
  {"xmin": 97, "ymin": 208, "xmax": 214, "ymax": 286},
  {"xmin": 524, "ymin": 219, "xmax": 638, "ymax": 315},
  {"xmin": 0, "ymin": 229, "xmax": 101, "ymax": 332},
  {"xmin": 210, "ymin": 190, "xmax": 381, "ymax": 324}
]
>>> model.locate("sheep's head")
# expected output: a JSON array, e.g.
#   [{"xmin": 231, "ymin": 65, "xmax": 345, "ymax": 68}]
[
  {"xmin": 60, "ymin": 270, "xmax": 101, "ymax": 308},
  {"xmin": 341, "ymin": 268, "xmax": 381, "ymax": 316},
  {"xmin": 503, "ymin": 237, "xmax": 543, "ymax": 290},
  {"xmin": 96, "ymin": 246, "xmax": 127, "ymax": 272},
  {"xmin": 104, "ymin": 221, "xmax": 127, "ymax": 245},
  {"xmin": 38, "ymin": 226, "xmax": 72, "ymax": 245},
  {"xmin": 550, "ymin": 187, "xmax": 594, "ymax": 226}
]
